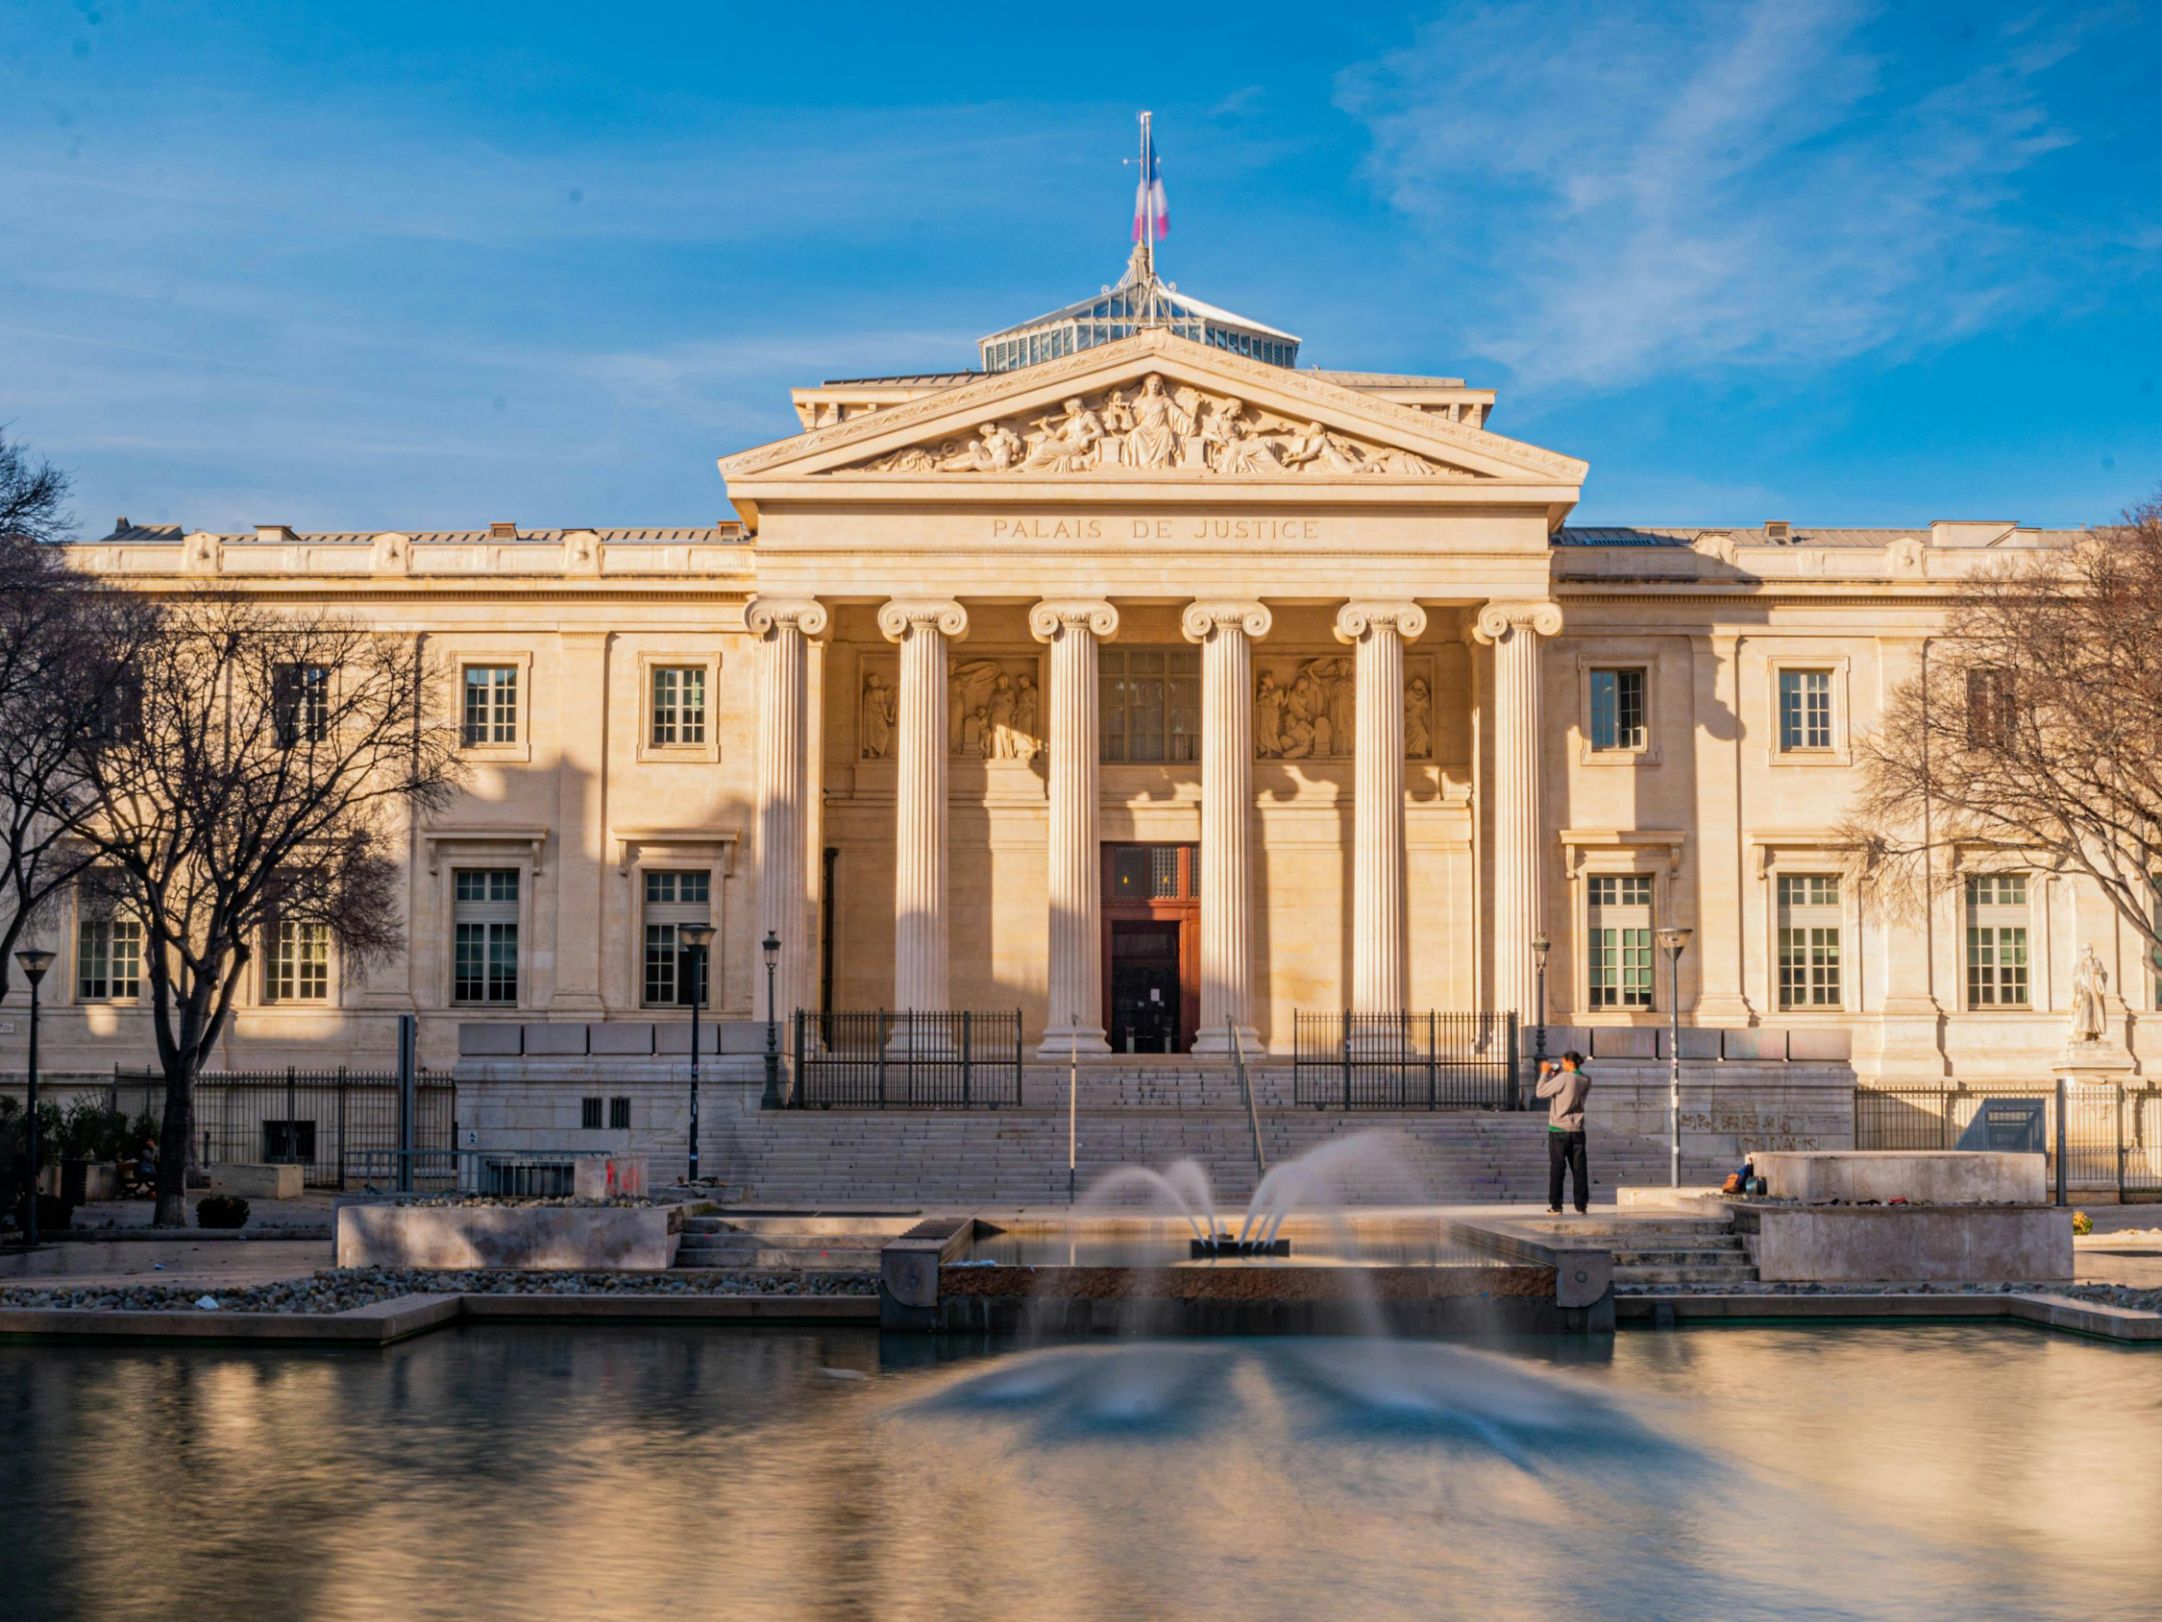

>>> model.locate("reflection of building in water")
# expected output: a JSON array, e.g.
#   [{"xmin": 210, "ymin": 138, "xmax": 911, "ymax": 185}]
[{"xmin": 17, "ymin": 234, "xmax": 2133, "ymax": 1137}]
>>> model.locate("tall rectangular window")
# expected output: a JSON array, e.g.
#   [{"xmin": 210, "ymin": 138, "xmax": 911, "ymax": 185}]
[
  {"xmin": 273, "ymin": 663, "xmax": 329, "ymax": 746},
  {"xmin": 77, "ymin": 913, "xmax": 142, "ymax": 1001},
  {"xmin": 1965, "ymin": 874, "xmax": 2029, "ymax": 1008},
  {"xmin": 452, "ymin": 868, "xmax": 520, "ymax": 1004},
  {"xmin": 1099, "ymin": 647, "xmax": 1200, "ymax": 763},
  {"xmin": 1965, "ymin": 667, "xmax": 2015, "ymax": 751},
  {"xmin": 1776, "ymin": 874, "xmax": 1842, "ymax": 1010},
  {"xmin": 1778, "ymin": 669, "xmax": 1834, "ymax": 751},
  {"xmin": 642, "ymin": 870, "xmax": 712, "ymax": 1008},
  {"xmin": 461, "ymin": 665, "xmax": 519, "ymax": 746},
  {"xmin": 650, "ymin": 666, "xmax": 707, "ymax": 747},
  {"xmin": 1588, "ymin": 668, "xmax": 1648, "ymax": 752},
  {"xmin": 270, "ymin": 919, "xmax": 331, "ymax": 1002},
  {"xmin": 1586, "ymin": 874, "xmax": 1655, "ymax": 1010}
]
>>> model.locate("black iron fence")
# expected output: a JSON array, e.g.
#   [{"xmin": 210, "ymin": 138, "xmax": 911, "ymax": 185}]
[
  {"xmin": 111, "ymin": 1067, "xmax": 457, "ymax": 1190},
  {"xmin": 792, "ymin": 1010, "xmax": 1023, "ymax": 1108},
  {"xmin": 1856, "ymin": 1081, "xmax": 2162, "ymax": 1203},
  {"xmin": 1293, "ymin": 1011, "xmax": 1521, "ymax": 1109}
]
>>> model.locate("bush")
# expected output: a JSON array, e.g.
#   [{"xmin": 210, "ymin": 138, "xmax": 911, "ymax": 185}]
[
  {"xmin": 2072, "ymin": 1210, "xmax": 2094, "ymax": 1236},
  {"xmin": 196, "ymin": 1194, "xmax": 250, "ymax": 1229},
  {"xmin": 57, "ymin": 1096, "xmax": 139, "ymax": 1163}
]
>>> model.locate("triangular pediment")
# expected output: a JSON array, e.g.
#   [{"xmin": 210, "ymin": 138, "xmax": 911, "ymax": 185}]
[{"xmin": 719, "ymin": 330, "xmax": 1586, "ymax": 490}]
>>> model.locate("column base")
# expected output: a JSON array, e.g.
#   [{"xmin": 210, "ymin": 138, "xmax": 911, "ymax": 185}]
[
  {"xmin": 1037, "ymin": 1024, "xmax": 1111, "ymax": 1059},
  {"xmin": 1191, "ymin": 1024, "xmax": 1261, "ymax": 1058}
]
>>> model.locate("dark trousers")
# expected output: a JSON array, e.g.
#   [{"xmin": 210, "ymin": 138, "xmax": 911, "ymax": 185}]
[{"xmin": 1547, "ymin": 1130, "xmax": 1588, "ymax": 1212}]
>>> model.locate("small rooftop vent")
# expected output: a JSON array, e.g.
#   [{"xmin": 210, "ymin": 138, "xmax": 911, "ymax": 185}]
[
  {"xmin": 1763, "ymin": 520, "xmax": 1792, "ymax": 544},
  {"xmin": 489, "ymin": 521, "xmax": 519, "ymax": 540}
]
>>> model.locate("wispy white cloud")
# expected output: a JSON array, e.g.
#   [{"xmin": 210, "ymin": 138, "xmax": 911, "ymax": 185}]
[{"xmin": 1337, "ymin": 1, "xmax": 2126, "ymax": 392}]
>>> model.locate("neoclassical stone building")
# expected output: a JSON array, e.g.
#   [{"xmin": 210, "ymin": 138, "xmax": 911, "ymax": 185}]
[{"xmin": 17, "ymin": 251, "xmax": 2133, "ymax": 1103}]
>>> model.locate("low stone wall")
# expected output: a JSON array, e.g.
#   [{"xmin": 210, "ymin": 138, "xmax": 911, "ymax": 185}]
[
  {"xmin": 209, "ymin": 1163, "xmax": 305, "ymax": 1199},
  {"xmin": 1740, "ymin": 1204, "xmax": 2071, "ymax": 1283},
  {"xmin": 334, "ymin": 1201, "xmax": 682, "ymax": 1271},
  {"xmin": 1586, "ymin": 1065, "xmax": 1855, "ymax": 1166},
  {"xmin": 1753, "ymin": 1150, "xmax": 2044, "ymax": 1205}
]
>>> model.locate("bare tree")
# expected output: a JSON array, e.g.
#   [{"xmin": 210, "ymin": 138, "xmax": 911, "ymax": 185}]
[
  {"xmin": 0, "ymin": 435, "xmax": 161, "ymax": 1003},
  {"xmin": 76, "ymin": 592, "xmax": 461, "ymax": 1225},
  {"xmin": 1848, "ymin": 494, "xmax": 2162, "ymax": 959}
]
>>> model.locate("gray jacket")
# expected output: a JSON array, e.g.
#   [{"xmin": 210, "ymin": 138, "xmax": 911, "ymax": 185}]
[{"xmin": 1535, "ymin": 1064, "xmax": 1591, "ymax": 1132}]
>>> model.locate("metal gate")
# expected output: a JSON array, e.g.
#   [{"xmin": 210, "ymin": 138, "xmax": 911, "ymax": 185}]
[
  {"xmin": 1856, "ymin": 1081, "xmax": 2162, "ymax": 1203},
  {"xmin": 112, "ymin": 1068, "xmax": 457, "ymax": 1190}
]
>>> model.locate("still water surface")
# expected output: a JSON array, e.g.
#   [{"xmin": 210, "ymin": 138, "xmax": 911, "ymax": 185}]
[{"xmin": 2, "ymin": 1323, "xmax": 2156, "ymax": 1620}]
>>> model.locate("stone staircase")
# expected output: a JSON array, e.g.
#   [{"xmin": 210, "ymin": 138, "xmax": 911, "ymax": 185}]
[
  {"xmin": 700, "ymin": 1061, "xmax": 1732, "ymax": 1209},
  {"xmin": 674, "ymin": 1213, "xmax": 895, "ymax": 1271},
  {"xmin": 1562, "ymin": 1214, "xmax": 1759, "ymax": 1290}
]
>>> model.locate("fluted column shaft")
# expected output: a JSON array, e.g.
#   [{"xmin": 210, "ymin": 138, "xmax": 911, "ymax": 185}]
[
  {"xmin": 1032, "ymin": 600, "xmax": 1119, "ymax": 1056},
  {"xmin": 1337, "ymin": 602, "xmax": 1428, "ymax": 1014},
  {"xmin": 880, "ymin": 600, "xmax": 968, "ymax": 1018},
  {"xmin": 1183, "ymin": 601, "xmax": 1272, "ymax": 1054},
  {"xmin": 748, "ymin": 597, "xmax": 829, "ymax": 1029},
  {"xmin": 1474, "ymin": 601, "xmax": 1563, "ymax": 1025}
]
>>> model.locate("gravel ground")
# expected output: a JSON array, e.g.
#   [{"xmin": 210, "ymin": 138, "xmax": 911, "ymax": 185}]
[
  {"xmin": 2062, "ymin": 1281, "xmax": 2162, "ymax": 1313},
  {"xmin": 0, "ymin": 1266, "xmax": 877, "ymax": 1314}
]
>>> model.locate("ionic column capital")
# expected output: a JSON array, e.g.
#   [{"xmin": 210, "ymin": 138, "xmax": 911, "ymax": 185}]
[
  {"xmin": 1334, "ymin": 600, "xmax": 1428, "ymax": 646},
  {"xmin": 1471, "ymin": 600, "xmax": 1563, "ymax": 645},
  {"xmin": 745, "ymin": 596, "xmax": 830, "ymax": 640},
  {"xmin": 877, "ymin": 598, "xmax": 969, "ymax": 644},
  {"xmin": 1029, "ymin": 598, "xmax": 1120, "ymax": 643},
  {"xmin": 1181, "ymin": 599, "xmax": 1273, "ymax": 644}
]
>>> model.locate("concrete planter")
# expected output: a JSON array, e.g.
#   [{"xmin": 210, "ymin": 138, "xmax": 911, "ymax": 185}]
[
  {"xmin": 334, "ymin": 1201, "xmax": 682, "ymax": 1271},
  {"xmin": 208, "ymin": 1163, "xmax": 305, "ymax": 1199},
  {"xmin": 1739, "ymin": 1203, "xmax": 2071, "ymax": 1283}
]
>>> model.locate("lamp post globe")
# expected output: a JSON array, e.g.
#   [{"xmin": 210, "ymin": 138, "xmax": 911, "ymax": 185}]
[
  {"xmin": 760, "ymin": 931, "xmax": 782, "ymax": 1110},
  {"xmin": 678, "ymin": 922, "xmax": 716, "ymax": 1186},
  {"xmin": 15, "ymin": 948, "xmax": 56, "ymax": 1249},
  {"xmin": 1655, "ymin": 928, "xmax": 1693, "ymax": 1188}
]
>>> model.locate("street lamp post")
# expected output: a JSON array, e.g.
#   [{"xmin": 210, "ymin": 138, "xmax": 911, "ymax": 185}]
[
  {"xmin": 1656, "ymin": 927, "xmax": 1692, "ymax": 1188},
  {"xmin": 1530, "ymin": 932, "xmax": 1552, "ymax": 1066},
  {"xmin": 15, "ymin": 948, "xmax": 55, "ymax": 1248},
  {"xmin": 760, "ymin": 931, "xmax": 782, "ymax": 1110},
  {"xmin": 679, "ymin": 922, "xmax": 715, "ymax": 1187}
]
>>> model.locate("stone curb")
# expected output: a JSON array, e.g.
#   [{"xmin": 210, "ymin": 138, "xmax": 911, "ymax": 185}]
[
  {"xmin": 1617, "ymin": 1290, "xmax": 2162, "ymax": 1344},
  {"xmin": 0, "ymin": 1291, "xmax": 877, "ymax": 1344}
]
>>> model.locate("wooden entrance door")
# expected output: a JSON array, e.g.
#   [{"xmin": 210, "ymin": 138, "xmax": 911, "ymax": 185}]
[{"xmin": 1101, "ymin": 843, "xmax": 1200, "ymax": 1054}]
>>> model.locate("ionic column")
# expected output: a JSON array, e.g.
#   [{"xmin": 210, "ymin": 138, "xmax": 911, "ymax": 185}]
[
  {"xmin": 1182, "ymin": 600, "xmax": 1273, "ymax": 1054},
  {"xmin": 1473, "ymin": 601, "xmax": 1562, "ymax": 1025},
  {"xmin": 748, "ymin": 597, "xmax": 830, "ymax": 1033},
  {"xmin": 878, "ymin": 599, "xmax": 969, "ymax": 1027},
  {"xmin": 1336, "ymin": 602, "xmax": 1428, "ymax": 1015},
  {"xmin": 1031, "ymin": 599, "xmax": 1120, "ymax": 1056}
]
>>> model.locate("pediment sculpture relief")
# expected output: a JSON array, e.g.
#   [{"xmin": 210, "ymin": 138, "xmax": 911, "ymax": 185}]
[
  {"xmin": 850, "ymin": 372, "xmax": 1477, "ymax": 479},
  {"xmin": 1254, "ymin": 657, "xmax": 1434, "ymax": 760},
  {"xmin": 859, "ymin": 658, "xmax": 1042, "ymax": 761}
]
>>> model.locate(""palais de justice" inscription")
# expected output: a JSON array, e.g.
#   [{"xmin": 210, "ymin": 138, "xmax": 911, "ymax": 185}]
[{"xmin": 988, "ymin": 517, "xmax": 1323, "ymax": 543}]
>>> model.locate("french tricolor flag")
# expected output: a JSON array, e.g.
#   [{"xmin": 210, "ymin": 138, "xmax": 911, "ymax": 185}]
[{"xmin": 1132, "ymin": 132, "xmax": 1168, "ymax": 242}]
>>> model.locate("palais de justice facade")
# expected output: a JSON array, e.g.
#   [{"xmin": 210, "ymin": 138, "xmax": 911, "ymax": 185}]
[{"xmin": 27, "ymin": 253, "xmax": 2130, "ymax": 1099}]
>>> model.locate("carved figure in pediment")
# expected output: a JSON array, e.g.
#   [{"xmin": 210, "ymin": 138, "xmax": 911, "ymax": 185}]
[
  {"xmin": 1279, "ymin": 420, "xmax": 1367, "ymax": 474},
  {"xmin": 936, "ymin": 422, "xmax": 1024, "ymax": 472},
  {"xmin": 1171, "ymin": 386, "xmax": 1209, "ymax": 468},
  {"xmin": 1216, "ymin": 401, "xmax": 1284, "ymax": 475},
  {"xmin": 1098, "ymin": 389, "xmax": 1132, "ymax": 468},
  {"xmin": 1254, "ymin": 672, "xmax": 1285, "ymax": 757},
  {"xmin": 1406, "ymin": 674, "xmax": 1432, "ymax": 759},
  {"xmin": 873, "ymin": 445, "xmax": 942, "ymax": 472},
  {"xmin": 860, "ymin": 672, "xmax": 896, "ymax": 759},
  {"xmin": 1121, "ymin": 372, "xmax": 1183, "ymax": 471},
  {"xmin": 1022, "ymin": 397, "xmax": 1106, "ymax": 472},
  {"xmin": 1368, "ymin": 447, "xmax": 1438, "ymax": 476}
]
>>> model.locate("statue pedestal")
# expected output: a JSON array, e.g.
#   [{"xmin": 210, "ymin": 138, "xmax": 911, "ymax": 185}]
[{"xmin": 2056, "ymin": 1040, "xmax": 2135, "ymax": 1083}]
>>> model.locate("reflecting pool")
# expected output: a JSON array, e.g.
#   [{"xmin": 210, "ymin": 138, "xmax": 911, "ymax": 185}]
[{"xmin": 3, "ymin": 1323, "xmax": 2157, "ymax": 1620}]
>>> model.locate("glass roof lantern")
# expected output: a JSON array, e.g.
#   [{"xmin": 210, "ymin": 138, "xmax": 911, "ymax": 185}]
[{"xmin": 977, "ymin": 243, "xmax": 1301, "ymax": 374}]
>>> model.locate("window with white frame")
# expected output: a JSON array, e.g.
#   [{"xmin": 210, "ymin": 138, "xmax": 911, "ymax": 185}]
[
  {"xmin": 1586, "ymin": 874, "xmax": 1655, "ymax": 1010},
  {"xmin": 642, "ymin": 870, "xmax": 712, "ymax": 1007},
  {"xmin": 1965, "ymin": 874, "xmax": 2030, "ymax": 1008},
  {"xmin": 461, "ymin": 665, "xmax": 519, "ymax": 747},
  {"xmin": 269, "ymin": 918, "xmax": 331, "ymax": 1002},
  {"xmin": 77, "ymin": 909, "xmax": 142, "ymax": 1001},
  {"xmin": 649, "ymin": 666, "xmax": 707, "ymax": 748},
  {"xmin": 1777, "ymin": 668, "xmax": 1834, "ymax": 752},
  {"xmin": 1588, "ymin": 667, "xmax": 1648, "ymax": 752},
  {"xmin": 452, "ymin": 868, "xmax": 520, "ymax": 1004},
  {"xmin": 1776, "ymin": 874, "xmax": 1842, "ymax": 1010}
]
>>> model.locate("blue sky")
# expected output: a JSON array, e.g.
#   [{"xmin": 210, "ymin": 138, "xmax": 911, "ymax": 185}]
[{"xmin": 3, "ymin": 0, "xmax": 2157, "ymax": 535}]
